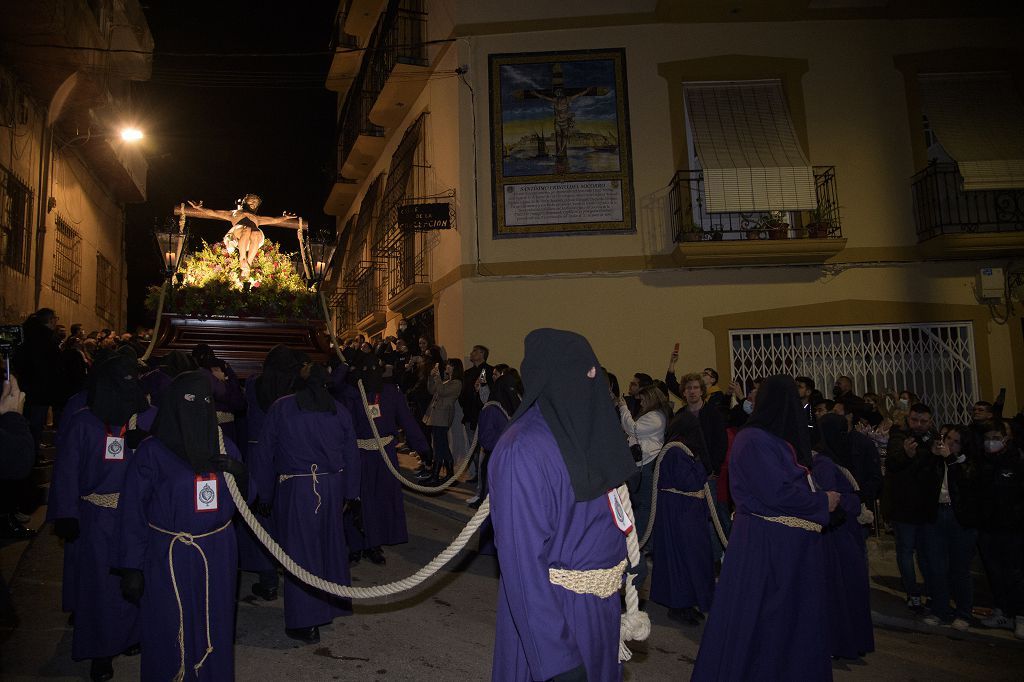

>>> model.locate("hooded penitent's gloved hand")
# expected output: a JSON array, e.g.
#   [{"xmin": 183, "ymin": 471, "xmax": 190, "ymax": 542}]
[
  {"xmin": 251, "ymin": 499, "xmax": 273, "ymax": 518},
  {"xmin": 210, "ymin": 456, "xmax": 248, "ymax": 500},
  {"xmin": 824, "ymin": 506, "xmax": 847, "ymax": 532},
  {"xmin": 120, "ymin": 569, "xmax": 144, "ymax": 604},
  {"xmin": 125, "ymin": 429, "xmax": 148, "ymax": 450},
  {"xmin": 53, "ymin": 517, "xmax": 80, "ymax": 542},
  {"xmin": 550, "ymin": 665, "xmax": 587, "ymax": 682}
]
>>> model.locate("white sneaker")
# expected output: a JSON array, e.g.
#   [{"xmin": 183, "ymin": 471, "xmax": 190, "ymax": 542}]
[
  {"xmin": 465, "ymin": 496, "xmax": 480, "ymax": 506},
  {"xmin": 981, "ymin": 610, "xmax": 1013, "ymax": 630},
  {"xmin": 951, "ymin": 618, "xmax": 970, "ymax": 632},
  {"xmin": 1015, "ymin": 616, "xmax": 1024, "ymax": 640},
  {"xmin": 921, "ymin": 615, "xmax": 942, "ymax": 627}
]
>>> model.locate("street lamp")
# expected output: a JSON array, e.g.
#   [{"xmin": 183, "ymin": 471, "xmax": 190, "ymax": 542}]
[
  {"xmin": 152, "ymin": 211, "xmax": 188, "ymax": 278},
  {"xmin": 119, "ymin": 127, "xmax": 144, "ymax": 142},
  {"xmin": 303, "ymin": 227, "xmax": 336, "ymax": 289}
]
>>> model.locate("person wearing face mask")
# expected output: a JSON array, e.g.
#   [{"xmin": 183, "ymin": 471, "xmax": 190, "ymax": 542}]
[
  {"xmin": 47, "ymin": 353, "xmax": 155, "ymax": 682},
  {"xmin": 249, "ymin": 362, "xmax": 361, "ymax": 644},
  {"xmin": 115, "ymin": 371, "xmax": 249, "ymax": 681},
  {"xmin": 971, "ymin": 421, "xmax": 1024, "ymax": 639}
]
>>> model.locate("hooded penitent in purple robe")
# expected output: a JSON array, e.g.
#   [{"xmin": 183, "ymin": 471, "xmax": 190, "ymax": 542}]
[
  {"xmin": 47, "ymin": 406, "xmax": 155, "ymax": 659},
  {"xmin": 813, "ymin": 453, "xmax": 875, "ymax": 659},
  {"xmin": 692, "ymin": 377, "xmax": 833, "ymax": 682},
  {"xmin": 340, "ymin": 381, "xmax": 428, "ymax": 551},
  {"xmin": 649, "ymin": 442, "xmax": 714, "ymax": 613},
  {"xmin": 250, "ymin": 393, "xmax": 361, "ymax": 628}
]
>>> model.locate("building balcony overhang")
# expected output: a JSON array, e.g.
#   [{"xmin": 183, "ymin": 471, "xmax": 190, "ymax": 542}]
[{"xmin": 671, "ymin": 237, "xmax": 848, "ymax": 267}]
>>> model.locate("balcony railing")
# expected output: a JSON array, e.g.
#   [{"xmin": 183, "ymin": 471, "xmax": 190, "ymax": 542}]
[
  {"xmin": 670, "ymin": 166, "xmax": 842, "ymax": 242},
  {"xmin": 344, "ymin": 260, "xmax": 384, "ymax": 320},
  {"xmin": 328, "ymin": 290, "xmax": 358, "ymax": 334},
  {"xmin": 912, "ymin": 162, "xmax": 1024, "ymax": 241},
  {"xmin": 365, "ymin": 0, "xmax": 428, "ymax": 95},
  {"xmin": 330, "ymin": 0, "xmax": 360, "ymax": 51}
]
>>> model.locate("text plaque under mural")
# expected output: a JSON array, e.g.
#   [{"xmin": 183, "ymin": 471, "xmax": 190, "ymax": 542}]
[
  {"xmin": 489, "ymin": 48, "xmax": 634, "ymax": 237},
  {"xmin": 503, "ymin": 180, "xmax": 623, "ymax": 226}
]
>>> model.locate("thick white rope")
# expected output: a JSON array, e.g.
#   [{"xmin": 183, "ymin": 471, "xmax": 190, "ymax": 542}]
[
  {"xmin": 141, "ymin": 281, "xmax": 168, "ymax": 362},
  {"xmin": 616, "ymin": 483, "xmax": 651, "ymax": 662},
  {"xmin": 640, "ymin": 441, "xmax": 729, "ymax": 550}
]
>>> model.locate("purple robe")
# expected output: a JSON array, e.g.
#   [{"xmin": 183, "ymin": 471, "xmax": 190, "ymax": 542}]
[
  {"xmin": 649, "ymin": 443, "xmax": 714, "ymax": 612},
  {"xmin": 230, "ymin": 379, "xmax": 279, "ymax": 573},
  {"xmin": 340, "ymin": 383, "xmax": 428, "ymax": 551},
  {"xmin": 813, "ymin": 454, "xmax": 875, "ymax": 659},
  {"xmin": 476, "ymin": 401, "xmax": 511, "ymax": 556},
  {"xmin": 490, "ymin": 405, "xmax": 626, "ymax": 682},
  {"xmin": 46, "ymin": 406, "xmax": 156, "ymax": 660},
  {"xmin": 251, "ymin": 396, "xmax": 361, "ymax": 629},
  {"xmin": 53, "ymin": 389, "xmax": 86, "ymax": 614},
  {"xmin": 117, "ymin": 436, "xmax": 244, "ymax": 681},
  {"xmin": 692, "ymin": 427, "xmax": 832, "ymax": 681}
]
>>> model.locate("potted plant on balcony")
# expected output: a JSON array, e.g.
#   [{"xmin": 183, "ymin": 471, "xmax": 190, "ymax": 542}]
[
  {"xmin": 762, "ymin": 211, "xmax": 790, "ymax": 240},
  {"xmin": 804, "ymin": 200, "xmax": 836, "ymax": 238}
]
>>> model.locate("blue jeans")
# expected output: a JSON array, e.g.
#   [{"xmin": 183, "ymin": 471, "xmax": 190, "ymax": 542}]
[
  {"xmin": 923, "ymin": 506, "xmax": 977, "ymax": 620},
  {"xmin": 431, "ymin": 425, "xmax": 452, "ymax": 476},
  {"xmin": 894, "ymin": 522, "xmax": 930, "ymax": 599}
]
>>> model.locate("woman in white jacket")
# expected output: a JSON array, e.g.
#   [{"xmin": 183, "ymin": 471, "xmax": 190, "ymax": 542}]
[{"xmin": 617, "ymin": 384, "xmax": 673, "ymax": 591}]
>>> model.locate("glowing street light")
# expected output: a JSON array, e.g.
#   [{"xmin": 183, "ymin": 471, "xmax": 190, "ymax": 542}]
[{"xmin": 120, "ymin": 127, "xmax": 144, "ymax": 142}]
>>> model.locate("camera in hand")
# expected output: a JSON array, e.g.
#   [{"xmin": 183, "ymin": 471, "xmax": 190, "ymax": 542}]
[{"xmin": 912, "ymin": 432, "xmax": 933, "ymax": 450}]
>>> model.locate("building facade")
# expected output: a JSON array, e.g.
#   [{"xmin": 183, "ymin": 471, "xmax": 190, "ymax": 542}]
[
  {"xmin": 324, "ymin": 0, "xmax": 1024, "ymax": 421},
  {"xmin": 0, "ymin": 0, "xmax": 153, "ymax": 332}
]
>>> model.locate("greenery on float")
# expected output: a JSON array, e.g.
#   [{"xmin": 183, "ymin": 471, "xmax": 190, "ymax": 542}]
[{"xmin": 145, "ymin": 240, "xmax": 318, "ymax": 319}]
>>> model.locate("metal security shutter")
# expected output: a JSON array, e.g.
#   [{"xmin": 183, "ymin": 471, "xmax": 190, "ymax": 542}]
[
  {"xmin": 918, "ymin": 72, "xmax": 1024, "ymax": 191},
  {"xmin": 729, "ymin": 322, "xmax": 978, "ymax": 425},
  {"xmin": 684, "ymin": 80, "xmax": 817, "ymax": 213}
]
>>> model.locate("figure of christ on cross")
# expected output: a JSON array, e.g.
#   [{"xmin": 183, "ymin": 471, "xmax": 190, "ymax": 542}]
[{"xmin": 174, "ymin": 194, "xmax": 303, "ymax": 276}]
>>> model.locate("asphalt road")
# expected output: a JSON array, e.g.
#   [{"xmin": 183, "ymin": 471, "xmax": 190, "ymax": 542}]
[{"xmin": 3, "ymin": 490, "xmax": 1024, "ymax": 681}]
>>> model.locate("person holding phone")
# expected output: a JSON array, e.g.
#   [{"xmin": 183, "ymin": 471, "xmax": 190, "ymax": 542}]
[{"xmin": 422, "ymin": 359, "xmax": 463, "ymax": 484}]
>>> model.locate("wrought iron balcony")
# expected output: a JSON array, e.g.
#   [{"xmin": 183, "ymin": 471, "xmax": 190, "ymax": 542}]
[
  {"xmin": 670, "ymin": 166, "xmax": 842, "ymax": 243},
  {"xmin": 912, "ymin": 162, "xmax": 1024, "ymax": 241}
]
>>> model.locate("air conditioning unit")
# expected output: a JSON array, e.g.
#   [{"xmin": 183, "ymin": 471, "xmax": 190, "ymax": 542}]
[{"xmin": 977, "ymin": 267, "xmax": 1005, "ymax": 301}]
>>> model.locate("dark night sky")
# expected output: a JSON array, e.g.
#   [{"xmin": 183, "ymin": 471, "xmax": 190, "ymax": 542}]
[{"xmin": 125, "ymin": 0, "xmax": 338, "ymax": 329}]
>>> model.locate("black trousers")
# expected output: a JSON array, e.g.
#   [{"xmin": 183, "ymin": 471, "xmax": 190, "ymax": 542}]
[{"xmin": 978, "ymin": 529, "xmax": 1024, "ymax": 618}]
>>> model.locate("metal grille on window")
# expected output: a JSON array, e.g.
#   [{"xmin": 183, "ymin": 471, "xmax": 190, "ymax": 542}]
[
  {"xmin": 346, "ymin": 175, "xmax": 385, "ymax": 320},
  {"xmin": 372, "ymin": 112, "xmax": 430, "ymax": 300},
  {"xmin": 1, "ymin": 164, "xmax": 33, "ymax": 274},
  {"xmin": 52, "ymin": 216, "xmax": 82, "ymax": 302},
  {"xmin": 729, "ymin": 323, "xmax": 978, "ymax": 425},
  {"xmin": 95, "ymin": 252, "xmax": 117, "ymax": 324}
]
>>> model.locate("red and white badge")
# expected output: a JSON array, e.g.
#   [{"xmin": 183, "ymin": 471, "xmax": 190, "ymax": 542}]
[
  {"xmin": 367, "ymin": 394, "xmax": 382, "ymax": 419},
  {"xmin": 195, "ymin": 474, "xmax": 219, "ymax": 512},
  {"xmin": 104, "ymin": 425, "xmax": 127, "ymax": 461},
  {"xmin": 607, "ymin": 489, "xmax": 633, "ymax": 534}
]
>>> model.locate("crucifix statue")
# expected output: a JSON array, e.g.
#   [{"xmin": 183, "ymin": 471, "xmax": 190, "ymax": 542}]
[
  {"xmin": 174, "ymin": 194, "xmax": 303, "ymax": 275},
  {"xmin": 518, "ymin": 63, "xmax": 608, "ymax": 174}
]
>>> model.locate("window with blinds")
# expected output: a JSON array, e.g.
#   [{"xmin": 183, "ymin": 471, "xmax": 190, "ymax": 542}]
[
  {"xmin": 917, "ymin": 72, "xmax": 1024, "ymax": 191},
  {"xmin": 95, "ymin": 252, "xmax": 117, "ymax": 324},
  {"xmin": 684, "ymin": 80, "xmax": 817, "ymax": 213},
  {"xmin": 1, "ymin": 165, "xmax": 33, "ymax": 274},
  {"xmin": 52, "ymin": 216, "xmax": 81, "ymax": 302}
]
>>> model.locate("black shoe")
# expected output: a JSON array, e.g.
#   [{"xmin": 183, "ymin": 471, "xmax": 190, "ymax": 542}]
[
  {"xmin": 363, "ymin": 547, "xmax": 385, "ymax": 565},
  {"xmin": 285, "ymin": 626, "xmax": 320, "ymax": 644},
  {"xmin": 251, "ymin": 582, "xmax": 278, "ymax": 602},
  {"xmin": 349, "ymin": 551, "xmax": 361, "ymax": 565},
  {"xmin": 122, "ymin": 643, "xmax": 141, "ymax": 656},
  {"xmin": 0, "ymin": 515, "xmax": 36, "ymax": 540},
  {"xmin": 90, "ymin": 657, "xmax": 114, "ymax": 681}
]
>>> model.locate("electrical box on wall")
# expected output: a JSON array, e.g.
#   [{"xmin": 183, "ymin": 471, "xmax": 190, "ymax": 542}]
[{"xmin": 977, "ymin": 267, "xmax": 1005, "ymax": 301}]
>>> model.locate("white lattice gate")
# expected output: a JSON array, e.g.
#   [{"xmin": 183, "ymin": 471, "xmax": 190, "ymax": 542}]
[{"xmin": 729, "ymin": 322, "xmax": 978, "ymax": 425}]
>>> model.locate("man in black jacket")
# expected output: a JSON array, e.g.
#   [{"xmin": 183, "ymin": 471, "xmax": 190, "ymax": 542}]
[
  {"xmin": 883, "ymin": 403, "xmax": 943, "ymax": 611},
  {"xmin": 0, "ymin": 376, "xmax": 33, "ymax": 626}
]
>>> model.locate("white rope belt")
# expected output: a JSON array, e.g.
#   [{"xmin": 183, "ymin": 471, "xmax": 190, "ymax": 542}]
[
  {"xmin": 216, "ymin": 411, "xmax": 234, "ymax": 424},
  {"xmin": 148, "ymin": 519, "xmax": 232, "ymax": 681},
  {"xmin": 548, "ymin": 558, "xmax": 628, "ymax": 599},
  {"xmin": 278, "ymin": 464, "xmax": 341, "ymax": 514},
  {"xmin": 750, "ymin": 513, "xmax": 823, "ymax": 533},
  {"xmin": 357, "ymin": 435, "xmax": 393, "ymax": 450},
  {"xmin": 81, "ymin": 492, "xmax": 120, "ymax": 508},
  {"xmin": 661, "ymin": 488, "xmax": 705, "ymax": 498}
]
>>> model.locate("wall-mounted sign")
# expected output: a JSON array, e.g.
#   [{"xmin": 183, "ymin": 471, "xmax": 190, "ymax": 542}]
[{"xmin": 398, "ymin": 202, "xmax": 451, "ymax": 231}]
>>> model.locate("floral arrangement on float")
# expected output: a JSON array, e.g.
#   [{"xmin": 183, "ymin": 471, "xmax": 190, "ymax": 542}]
[{"xmin": 145, "ymin": 240, "xmax": 318, "ymax": 319}]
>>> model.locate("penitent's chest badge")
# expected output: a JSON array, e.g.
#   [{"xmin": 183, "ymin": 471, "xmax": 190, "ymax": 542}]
[
  {"xmin": 104, "ymin": 436, "xmax": 125, "ymax": 461},
  {"xmin": 195, "ymin": 475, "xmax": 219, "ymax": 512},
  {"xmin": 367, "ymin": 403, "xmax": 382, "ymax": 419},
  {"xmin": 607, "ymin": 489, "xmax": 633, "ymax": 534}
]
